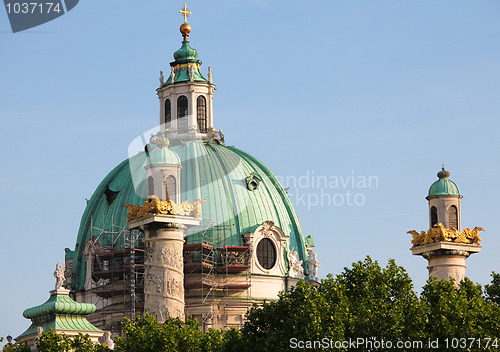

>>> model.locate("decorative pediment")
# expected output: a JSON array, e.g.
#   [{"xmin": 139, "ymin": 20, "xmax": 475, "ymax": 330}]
[{"xmin": 255, "ymin": 220, "xmax": 288, "ymax": 241}]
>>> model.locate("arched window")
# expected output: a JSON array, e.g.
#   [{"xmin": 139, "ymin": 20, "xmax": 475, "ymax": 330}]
[
  {"xmin": 196, "ymin": 95, "xmax": 207, "ymax": 133},
  {"xmin": 256, "ymin": 238, "xmax": 276, "ymax": 270},
  {"xmin": 147, "ymin": 176, "xmax": 154, "ymax": 196},
  {"xmin": 448, "ymin": 205, "xmax": 458, "ymax": 229},
  {"xmin": 164, "ymin": 175, "xmax": 176, "ymax": 201},
  {"xmin": 430, "ymin": 206, "xmax": 438, "ymax": 227},
  {"xmin": 177, "ymin": 95, "xmax": 188, "ymax": 131},
  {"xmin": 164, "ymin": 99, "xmax": 171, "ymax": 126}
]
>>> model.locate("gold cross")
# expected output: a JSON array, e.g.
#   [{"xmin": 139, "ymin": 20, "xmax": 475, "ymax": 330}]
[{"xmin": 179, "ymin": 4, "xmax": 191, "ymax": 23}]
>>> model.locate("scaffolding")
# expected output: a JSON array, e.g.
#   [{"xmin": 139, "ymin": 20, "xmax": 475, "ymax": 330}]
[
  {"xmin": 183, "ymin": 221, "xmax": 252, "ymax": 330},
  {"xmin": 218, "ymin": 238, "xmax": 252, "ymax": 329},
  {"xmin": 86, "ymin": 220, "xmax": 145, "ymax": 334},
  {"xmin": 183, "ymin": 220, "xmax": 218, "ymax": 329},
  {"xmin": 85, "ymin": 216, "xmax": 253, "ymax": 333}
]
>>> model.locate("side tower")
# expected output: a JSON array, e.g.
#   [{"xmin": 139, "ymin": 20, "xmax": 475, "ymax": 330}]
[
  {"xmin": 408, "ymin": 167, "xmax": 484, "ymax": 285},
  {"xmin": 157, "ymin": 5, "xmax": 216, "ymax": 142}
]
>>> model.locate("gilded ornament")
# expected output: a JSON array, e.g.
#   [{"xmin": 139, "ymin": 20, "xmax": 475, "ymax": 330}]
[
  {"xmin": 172, "ymin": 63, "xmax": 201, "ymax": 71},
  {"xmin": 179, "ymin": 4, "xmax": 191, "ymax": 23},
  {"xmin": 123, "ymin": 195, "xmax": 206, "ymax": 221},
  {"xmin": 407, "ymin": 223, "xmax": 484, "ymax": 246}
]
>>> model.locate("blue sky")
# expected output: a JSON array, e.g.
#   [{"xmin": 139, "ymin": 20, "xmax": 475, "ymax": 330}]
[{"xmin": 1, "ymin": 0, "xmax": 500, "ymax": 342}]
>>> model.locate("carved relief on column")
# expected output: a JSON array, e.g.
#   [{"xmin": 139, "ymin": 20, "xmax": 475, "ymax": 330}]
[{"xmin": 143, "ymin": 229, "xmax": 185, "ymax": 322}]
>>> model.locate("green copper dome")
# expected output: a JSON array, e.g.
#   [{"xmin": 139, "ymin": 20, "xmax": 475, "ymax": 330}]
[
  {"xmin": 72, "ymin": 140, "xmax": 308, "ymax": 292},
  {"xmin": 23, "ymin": 293, "xmax": 96, "ymax": 318},
  {"xmin": 163, "ymin": 39, "xmax": 209, "ymax": 85},
  {"xmin": 173, "ymin": 40, "xmax": 198, "ymax": 61},
  {"xmin": 427, "ymin": 167, "xmax": 461, "ymax": 197},
  {"xmin": 17, "ymin": 292, "xmax": 101, "ymax": 339},
  {"xmin": 143, "ymin": 144, "xmax": 181, "ymax": 167}
]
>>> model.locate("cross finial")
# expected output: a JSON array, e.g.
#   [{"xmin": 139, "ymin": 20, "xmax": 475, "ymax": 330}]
[
  {"xmin": 180, "ymin": 4, "xmax": 191, "ymax": 23},
  {"xmin": 442, "ymin": 163, "xmax": 445, "ymax": 171}
]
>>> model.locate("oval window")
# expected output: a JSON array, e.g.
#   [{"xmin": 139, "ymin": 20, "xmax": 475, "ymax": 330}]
[{"xmin": 256, "ymin": 238, "xmax": 276, "ymax": 270}]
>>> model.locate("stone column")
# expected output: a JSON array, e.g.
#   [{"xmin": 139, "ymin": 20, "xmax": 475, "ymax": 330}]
[
  {"xmin": 171, "ymin": 93, "xmax": 178, "ymax": 131},
  {"xmin": 207, "ymin": 86, "xmax": 214, "ymax": 130},
  {"xmin": 159, "ymin": 95, "xmax": 165, "ymax": 126},
  {"xmin": 425, "ymin": 250, "xmax": 468, "ymax": 282},
  {"xmin": 128, "ymin": 214, "xmax": 201, "ymax": 322},
  {"xmin": 142, "ymin": 223, "xmax": 185, "ymax": 322},
  {"xmin": 188, "ymin": 89, "xmax": 196, "ymax": 130},
  {"xmin": 411, "ymin": 242, "xmax": 481, "ymax": 286}
]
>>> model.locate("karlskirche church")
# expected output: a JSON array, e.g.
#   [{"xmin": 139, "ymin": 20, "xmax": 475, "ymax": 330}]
[
  {"xmin": 16, "ymin": 7, "xmax": 320, "ymax": 346},
  {"xmin": 15, "ymin": 6, "xmax": 484, "ymax": 349}
]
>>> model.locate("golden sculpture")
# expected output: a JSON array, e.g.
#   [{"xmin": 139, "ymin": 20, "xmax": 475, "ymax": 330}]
[
  {"xmin": 407, "ymin": 223, "xmax": 484, "ymax": 246},
  {"xmin": 123, "ymin": 196, "xmax": 206, "ymax": 221},
  {"xmin": 179, "ymin": 4, "xmax": 191, "ymax": 23}
]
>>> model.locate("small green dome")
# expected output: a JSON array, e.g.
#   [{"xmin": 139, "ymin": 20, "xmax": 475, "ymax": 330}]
[
  {"xmin": 23, "ymin": 293, "xmax": 96, "ymax": 319},
  {"xmin": 143, "ymin": 144, "xmax": 181, "ymax": 167},
  {"xmin": 427, "ymin": 167, "xmax": 461, "ymax": 197},
  {"xmin": 163, "ymin": 38, "xmax": 209, "ymax": 85},
  {"xmin": 173, "ymin": 40, "xmax": 198, "ymax": 61},
  {"xmin": 17, "ymin": 292, "xmax": 102, "ymax": 339}
]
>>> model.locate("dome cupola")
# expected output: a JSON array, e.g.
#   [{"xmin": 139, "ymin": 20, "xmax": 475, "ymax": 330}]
[
  {"xmin": 157, "ymin": 5, "xmax": 216, "ymax": 140},
  {"xmin": 426, "ymin": 166, "xmax": 462, "ymax": 230},
  {"xmin": 427, "ymin": 166, "xmax": 461, "ymax": 197},
  {"xmin": 173, "ymin": 41, "xmax": 199, "ymax": 62},
  {"xmin": 143, "ymin": 137, "xmax": 181, "ymax": 167}
]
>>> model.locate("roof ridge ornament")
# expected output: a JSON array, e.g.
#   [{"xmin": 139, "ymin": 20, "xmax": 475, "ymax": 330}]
[{"xmin": 437, "ymin": 165, "xmax": 450, "ymax": 179}]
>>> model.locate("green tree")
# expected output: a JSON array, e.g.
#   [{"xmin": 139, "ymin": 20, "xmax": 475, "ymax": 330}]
[
  {"xmin": 34, "ymin": 329, "xmax": 112, "ymax": 352},
  {"xmin": 238, "ymin": 257, "xmax": 500, "ymax": 352},
  {"xmin": 71, "ymin": 333, "xmax": 95, "ymax": 352},
  {"xmin": 329, "ymin": 257, "xmax": 426, "ymax": 344},
  {"xmin": 36, "ymin": 329, "xmax": 71, "ymax": 352},
  {"xmin": 218, "ymin": 328, "xmax": 242, "ymax": 352},
  {"xmin": 421, "ymin": 277, "xmax": 500, "ymax": 348},
  {"xmin": 485, "ymin": 272, "xmax": 500, "ymax": 305},
  {"xmin": 115, "ymin": 313, "xmax": 209, "ymax": 352},
  {"xmin": 27, "ymin": 257, "xmax": 500, "ymax": 352},
  {"xmin": 0, "ymin": 337, "xmax": 30, "ymax": 352},
  {"xmin": 239, "ymin": 256, "xmax": 425, "ymax": 351},
  {"xmin": 241, "ymin": 280, "xmax": 340, "ymax": 352},
  {"xmin": 114, "ymin": 314, "xmax": 242, "ymax": 352}
]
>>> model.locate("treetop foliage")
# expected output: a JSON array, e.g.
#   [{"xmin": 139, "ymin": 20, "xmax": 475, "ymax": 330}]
[{"xmin": 5, "ymin": 256, "xmax": 500, "ymax": 352}]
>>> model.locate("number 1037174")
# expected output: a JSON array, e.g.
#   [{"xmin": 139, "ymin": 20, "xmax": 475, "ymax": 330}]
[
  {"xmin": 5, "ymin": 2, "xmax": 62, "ymax": 14},
  {"xmin": 444, "ymin": 338, "xmax": 498, "ymax": 349}
]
